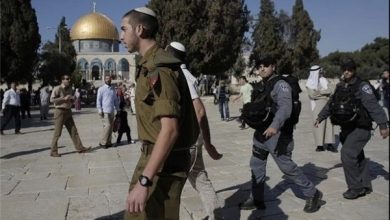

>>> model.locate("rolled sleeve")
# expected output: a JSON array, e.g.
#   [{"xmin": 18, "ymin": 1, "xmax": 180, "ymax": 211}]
[
  {"xmin": 153, "ymin": 99, "xmax": 181, "ymax": 120},
  {"xmin": 151, "ymin": 68, "xmax": 181, "ymax": 120}
]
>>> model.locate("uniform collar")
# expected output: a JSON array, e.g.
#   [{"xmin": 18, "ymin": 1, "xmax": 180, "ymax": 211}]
[{"xmin": 137, "ymin": 44, "xmax": 159, "ymax": 68}]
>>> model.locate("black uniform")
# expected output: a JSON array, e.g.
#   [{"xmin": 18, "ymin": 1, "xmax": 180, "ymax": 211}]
[{"xmin": 318, "ymin": 76, "xmax": 388, "ymax": 195}]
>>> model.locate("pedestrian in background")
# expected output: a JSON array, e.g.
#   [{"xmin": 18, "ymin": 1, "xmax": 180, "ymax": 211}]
[
  {"xmin": 20, "ymin": 88, "xmax": 31, "ymax": 119},
  {"xmin": 233, "ymin": 76, "xmax": 253, "ymax": 129},
  {"xmin": 216, "ymin": 80, "xmax": 230, "ymax": 121},
  {"xmin": 166, "ymin": 41, "xmax": 224, "ymax": 220},
  {"xmin": 96, "ymin": 75, "xmax": 119, "ymax": 149},
  {"xmin": 306, "ymin": 65, "xmax": 336, "ymax": 152},
  {"xmin": 40, "ymin": 86, "xmax": 50, "ymax": 120},
  {"xmin": 49, "ymin": 74, "xmax": 91, "ymax": 157},
  {"xmin": 74, "ymin": 88, "xmax": 82, "ymax": 111},
  {"xmin": 1, "ymin": 82, "xmax": 21, "ymax": 135},
  {"xmin": 116, "ymin": 101, "xmax": 136, "ymax": 145}
]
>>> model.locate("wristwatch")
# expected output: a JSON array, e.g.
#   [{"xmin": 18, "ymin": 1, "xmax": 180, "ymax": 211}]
[{"xmin": 138, "ymin": 175, "xmax": 153, "ymax": 187}]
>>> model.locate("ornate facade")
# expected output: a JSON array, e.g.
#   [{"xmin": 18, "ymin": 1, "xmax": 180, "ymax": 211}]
[{"xmin": 70, "ymin": 11, "xmax": 137, "ymax": 83}]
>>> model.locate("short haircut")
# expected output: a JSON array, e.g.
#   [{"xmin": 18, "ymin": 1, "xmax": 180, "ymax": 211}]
[
  {"xmin": 122, "ymin": 10, "xmax": 158, "ymax": 38},
  {"xmin": 61, "ymin": 74, "xmax": 70, "ymax": 80}
]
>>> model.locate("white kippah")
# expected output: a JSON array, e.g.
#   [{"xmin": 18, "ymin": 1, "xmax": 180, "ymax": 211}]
[
  {"xmin": 169, "ymin": 42, "xmax": 186, "ymax": 52},
  {"xmin": 134, "ymin": 7, "xmax": 156, "ymax": 17},
  {"xmin": 310, "ymin": 65, "xmax": 321, "ymax": 71}
]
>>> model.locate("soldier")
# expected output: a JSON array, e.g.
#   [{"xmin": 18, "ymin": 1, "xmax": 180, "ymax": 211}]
[
  {"xmin": 239, "ymin": 55, "xmax": 323, "ymax": 213},
  {"xmin": 120, "ymin": 7, "xmax": 199, "ymax": 220},
  {"xmin": 315, "ymin": 58, "xmax": 389, "ymax": 199},
  {"xmin": 49, "ymin": 74, "xmax": 92, "ymax": 157}
]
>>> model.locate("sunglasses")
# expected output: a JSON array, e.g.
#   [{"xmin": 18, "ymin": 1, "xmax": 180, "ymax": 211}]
[{"xmin": 62, "ymin": 78, "xmax": 70, "ymax": 80}]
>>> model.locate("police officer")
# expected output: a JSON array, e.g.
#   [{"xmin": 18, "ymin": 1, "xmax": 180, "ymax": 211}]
[
  {"xmin": 120, "ymin": 7, "xmax": 199, "ymax": 220},
  {"xmin": 240, "ymin": 55, "xmax": 323, "ymax": 213},
  {"xmin": 316, "ymin": 58, "xmax": 389, "ymax": 199}
]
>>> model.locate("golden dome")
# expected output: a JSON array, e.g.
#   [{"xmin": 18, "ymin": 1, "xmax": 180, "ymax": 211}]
[{"xmin": 70, "ymin": 12, "xmax": 118, "ymax": 40}]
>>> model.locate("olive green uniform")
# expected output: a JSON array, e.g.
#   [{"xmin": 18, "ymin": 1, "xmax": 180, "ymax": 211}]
[
  {"xmin": 50, "ymin": 85, "xmax": 84, "ymax": 153},
  {"xmin": 124, "ymin": 45, "xmax": 199, "ymax": 220}
]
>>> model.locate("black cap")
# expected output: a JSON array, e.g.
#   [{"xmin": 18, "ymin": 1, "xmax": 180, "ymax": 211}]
[{"xmin": 341, "ymin": 58, "xmax": 356, "ymax": 71}]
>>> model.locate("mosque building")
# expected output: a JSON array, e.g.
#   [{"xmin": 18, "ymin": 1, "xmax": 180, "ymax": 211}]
[{"xmin": 70, "ymin": 6, "xmax": 137, "ymax": 83}]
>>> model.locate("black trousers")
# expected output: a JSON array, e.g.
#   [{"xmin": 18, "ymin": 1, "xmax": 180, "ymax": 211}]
[
  {"xmin": 117, "ymin": 127, "xmax": 131, "ymax": 143},
  {"xmin": 1, "ymin": 105, "xmax": 21, "ymax": 132},
  {"xmin": 340, "ymin": 127, "xmax": 371, "ymax": 190},
  {"xmin": 21, "ymin": 104, "xmax": 31, "ymax": 118}
]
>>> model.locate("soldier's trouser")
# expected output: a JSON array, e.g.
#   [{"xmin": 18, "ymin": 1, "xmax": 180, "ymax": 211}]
[
  {"xmin": 188, "ymin": 144, "xmax": 221, "ymax": 220},
  {"xmin": 250, "ymin": 134, "xmax": 316, "ymax": 199},
  {"xmin": 124, "ymin": 143, "xmax": 188, "ymax": 220},
  {"xmin": 100, "ymin": 112, "xmax": 114, "ymax": 145},
  {"xmin": 340, "ymin": 128, "xmax": 371, "ymax": 190},
  {"xmin": 51, "ymin": 108, "xmax": 83, "ymax": 152}
]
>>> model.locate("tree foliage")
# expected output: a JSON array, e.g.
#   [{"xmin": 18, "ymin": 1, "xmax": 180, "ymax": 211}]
[
  {"xmin": 320, "ymin": 37, "xmax": 389, "ymax": 80},
  {"xmin": 250, "ymin": 0, "xmax": 285, "ymax": 67},
  {"xmin": 1, "ymin": 0, "xmax": 41, "ymax": 84},
  {"xmin": 290, "ymin": 0, "xmax": 320, "ymax": 78},
  {"xmin": 250, "ymin": 0, "xmax": 320, "ymax": 78},
  {"xmin": 148, "ymin": 0, "xmax": 249, "ymax": 77},
  {"xmin": 38, "ymin": 17, "xmax": 76, "ymax": 85}
]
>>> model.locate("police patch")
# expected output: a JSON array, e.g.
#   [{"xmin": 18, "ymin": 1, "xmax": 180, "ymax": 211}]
[
  {"xmin": 279, "ymin": 83, "xmax": 289, "ymax": 92},
  {"xmin": 362, "ymin": 84, "xmax": 373, "ymax": 94}
]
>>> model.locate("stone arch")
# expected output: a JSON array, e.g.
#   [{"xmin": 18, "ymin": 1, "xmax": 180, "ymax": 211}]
[
  {"xmin": 104, "ymin": 58, "xmax": 116, "ymax": 79},
  {"xmin": 118, "ymin": 58, "xmax": 130, "ymax": 79},
  {"xmin": 90, "ymin": 58, "xmax": 103, "ymax": 80},
  {"xmin": 77, "ymin": 58, "xmax": 89, "ymax": 80}
]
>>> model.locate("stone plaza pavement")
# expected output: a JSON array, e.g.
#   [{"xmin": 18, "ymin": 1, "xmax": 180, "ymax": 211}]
[{"xmin": 0, "ymin": 92, "xmax": 388, "ymax": 220}]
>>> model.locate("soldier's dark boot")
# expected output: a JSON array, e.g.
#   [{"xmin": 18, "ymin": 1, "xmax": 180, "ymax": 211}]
[
  {"xmin": 304, "ymin": 189, "xmax": 323, "ymax": 213},
  {"xmin": 343, "ymin": 188, "xmax": 366, "ymax": 199},
  {"xmin": 240, "ymin": 178, "xmax": 266, "ymax": 210}
]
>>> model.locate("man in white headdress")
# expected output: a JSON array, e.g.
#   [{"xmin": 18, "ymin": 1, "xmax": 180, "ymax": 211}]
[{"xmin": 306, "ymin": 65, "xmax": 336, "ymax": 152}]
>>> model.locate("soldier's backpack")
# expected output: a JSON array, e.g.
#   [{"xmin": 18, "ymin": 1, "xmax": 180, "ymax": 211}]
[
  {"xmin": 329, "ymin": 78, "xmax": 378, "ymax": 127},
  {"xmin": 241, "ymin": 75, "xmax": 302, "ymax": 131}
]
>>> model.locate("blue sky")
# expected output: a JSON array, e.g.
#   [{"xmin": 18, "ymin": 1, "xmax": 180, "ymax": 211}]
[{"xmin": 31, "ymin": 0, "xmax": 389, "ymax": 57}]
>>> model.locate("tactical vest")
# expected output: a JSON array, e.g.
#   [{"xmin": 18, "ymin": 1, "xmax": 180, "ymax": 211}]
[
  {"xmin": 241, "ymin": 75, "xmax": 301, "ymax": 133},
  {"xmin": 329, "ymin": 77, "xmax": 372, "ymax": 128}
]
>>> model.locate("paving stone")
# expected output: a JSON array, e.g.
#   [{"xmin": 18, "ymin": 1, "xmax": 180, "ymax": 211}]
[
  {"xmin": 0, "ymin": 93, "xmax": 388, "ymax": 219},
  {"xmin": 67, "ymin": 172, "xmax": 129, "ymax": 189},
  {"xmin": 12, "ymin": 176, "xmax": 68, "ymax": 194}
]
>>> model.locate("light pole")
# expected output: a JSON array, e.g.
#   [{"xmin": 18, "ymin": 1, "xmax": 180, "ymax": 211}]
[{"xmin": 46, "ymin": 25, "xmax": 68, "ymax": 53}]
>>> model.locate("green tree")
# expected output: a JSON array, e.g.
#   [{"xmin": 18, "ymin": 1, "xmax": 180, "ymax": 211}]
[
  {"xmin": 250, "ymin": 0, "xmax": 285, "ymax": 70},
  {"xmin": 290, "ymin": 0, "xmax": 321, "ymax": 78},
  {"xmin": 38, "ymin": 17, "xmax": 76, "ymax": 85},
  {"xmin": 320, "ymin": 37, "xmax": 389, "ymax": 80},
  {"xmin": 148, "ymin": 0, "xmax": 249, "ymax": 77},
  {"xmin": 1, "ymin": 0, "xmax": 41, "ymax": 85}
]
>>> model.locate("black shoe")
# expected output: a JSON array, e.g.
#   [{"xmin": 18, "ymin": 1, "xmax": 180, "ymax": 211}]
[
  {"xmin": 326, "ymin": 145, "xmax": 338, "ymax": 153},
  {"xmin": 15, "ymin": 131, "xmax": 22, "ymax": 135},
  {"xmin": 315, "ymin": 146, "xmax": 325, "ymax": 152},
  {"xmin": 304, "ymin": 190, "xmax": 323, "ymax": 213},
  {"xmin": 364, "ymin": 187, "xmax": 373, "ymax": 194},
  {"xmin": 99, "ymin": 143, "xmax": 112, "ymax": 149},
  {"xmin": 343, "ymin": 188, "xmax": 366, "ymax": 199},
  {"xmin": 0, "ymin": 130, "xmax": 3, "ymax": 135},
  {"xmin": 239, "ymin": 197, "xmax": 266, "ymax": 210}
]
